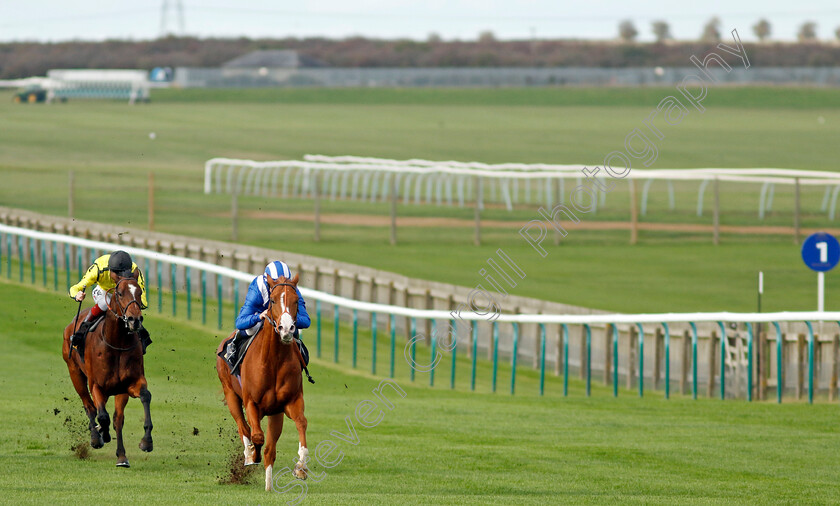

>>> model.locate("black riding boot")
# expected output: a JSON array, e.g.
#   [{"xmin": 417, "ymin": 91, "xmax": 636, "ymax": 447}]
[
  {"xmin": 138, "ymin": 327, "xmax": 153, "ymax": 354},
  {"xmin": 297, "ymin": 338, "xmax": 310, "ymax": 367},
  {"xmin": 71, "ymin": 312, "xmax": 96, "ymax": 352},
  {"xmin": 223, "ymin": 330, "xmax": 247, "ymax": 370}
]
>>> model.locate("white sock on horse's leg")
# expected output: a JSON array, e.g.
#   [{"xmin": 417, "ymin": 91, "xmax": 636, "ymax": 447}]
[
  {"xmin": 243, "ymin": 435, "xmax": 256, "ymax": 464},
  {"xmin": 298, "ymin": 442, "xmax": 309, "ymax": 464},
  {"xmin": 265, "ymin": 464, "xmax": 273, "ymax": 492}
]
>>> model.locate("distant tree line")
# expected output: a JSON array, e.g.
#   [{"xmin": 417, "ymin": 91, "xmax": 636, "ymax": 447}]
[
  {"xmin": 2, "ymin": 34, "xmax": 840, "ymax": 79},
  {"xmin": 617, "ymin": 16, "xmax": 840, "ymax": 44}
]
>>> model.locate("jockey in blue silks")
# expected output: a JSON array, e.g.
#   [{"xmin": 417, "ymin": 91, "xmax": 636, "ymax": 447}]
[{"xmin": 222, "ymin": 261, "xmax": 311, "ymax": 372}]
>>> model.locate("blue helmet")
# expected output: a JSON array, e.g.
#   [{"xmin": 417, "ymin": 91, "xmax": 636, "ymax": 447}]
[{"xmin": 264, "ymin": 261, "xmax": 291, "ymax": 280}]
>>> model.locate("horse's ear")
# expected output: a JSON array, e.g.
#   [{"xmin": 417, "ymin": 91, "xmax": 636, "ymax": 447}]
[
  {"xmin": 132, "ymin": 268, "xmax": 140, "ymax": 280},
  {"xmin": 290, "ymin": 274, "xmax": 299, "ymax": 285},
  {"xmin": 109, "ymin": 270, "xmax": 120, "ymax": 283}
]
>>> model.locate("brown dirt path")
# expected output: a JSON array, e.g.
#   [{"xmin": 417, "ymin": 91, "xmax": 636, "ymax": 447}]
[{"xmin": 232, "ymin": 210, "xmax": 840, "ymax": 237}]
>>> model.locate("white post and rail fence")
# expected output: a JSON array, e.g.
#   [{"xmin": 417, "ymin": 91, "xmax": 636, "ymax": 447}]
[{"xmin": 2, "ymin": 222, "xmax": 839, "ymax": 403}]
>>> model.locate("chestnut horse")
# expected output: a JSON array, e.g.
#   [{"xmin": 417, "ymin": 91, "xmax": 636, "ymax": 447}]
[
  {"xmin": 216, "ymin": 274, "xmax": 309, "ymax": 491},
  {"xmin": 62, "ymin": 271, "xmax": 153, "ymax": 467}
]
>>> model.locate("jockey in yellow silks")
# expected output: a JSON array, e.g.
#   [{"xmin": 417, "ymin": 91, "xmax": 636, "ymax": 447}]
[{"xmin": 68, "ymin": 250, "xmax": 152, "ymax": 353}]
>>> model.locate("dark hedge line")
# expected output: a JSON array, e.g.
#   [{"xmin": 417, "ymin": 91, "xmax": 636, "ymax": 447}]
[{"xmin": 1, "ymin": 37, "xmax": 838, "ymax": 79}]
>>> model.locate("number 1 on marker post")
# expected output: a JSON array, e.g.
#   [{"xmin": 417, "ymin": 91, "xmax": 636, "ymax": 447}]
[{"xmin": 817, "ymin": 242, "xmax": 828, "ymax": 263}]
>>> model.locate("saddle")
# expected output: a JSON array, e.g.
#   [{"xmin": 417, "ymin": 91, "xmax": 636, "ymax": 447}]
[
  {"xmin": 86, "ymin": 313, "xmax": 107, "ymax": 334},
  {"xmin": 219, "ymin": 333, "xmax": 312, "ymax": 383}
]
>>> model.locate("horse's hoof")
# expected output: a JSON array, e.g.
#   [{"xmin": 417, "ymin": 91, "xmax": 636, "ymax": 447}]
[
  {"xmin": 116, "ymin": 458, "xmax": 130, "ymax": 468},
  {"xmin": 139, "ymin": 438, "xmax": 153, "ymax": 452},
  {"xmin": 91, "ymin": 440, "xmax": 104, "ymax": 450},
  {"xmin": 293, "ymin": 462, "xmax": 308, "ymax": 480}
]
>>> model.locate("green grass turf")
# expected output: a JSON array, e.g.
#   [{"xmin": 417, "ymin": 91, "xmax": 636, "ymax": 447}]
[
  {"xmin": 150, "ymin": 86, "xmax": 840, "ymax": 109},
  {"xmin": 3, "ymin": 269, "xmax": 840, "ymax": 504},
  {"xmin": 0, "ymin": 87, "xmax": 838, "ymax": 313}
]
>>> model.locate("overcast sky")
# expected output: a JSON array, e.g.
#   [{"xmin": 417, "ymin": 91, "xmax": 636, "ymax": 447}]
[{"xmin": 0, "ymin": 0, "xmax": 838, "ymax": 42}]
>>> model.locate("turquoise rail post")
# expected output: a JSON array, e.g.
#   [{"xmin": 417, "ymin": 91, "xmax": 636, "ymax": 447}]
[
  {"xmin": 717, "ymin": 322, "xmax": 726, "ymax": 400},
  {"xmin": 636, "ymin": 323, "xmax": 644, "ymax": 397},
  {"xmin": 539, "ymin": 324, "xmax": 547, "ymax": 396},
  {"xmin": 389, "ymin": 314, "xmax": 396, "ymax": 378},
  {"xmin": 29, "ymin": 238, "xmax": 35, "ymax": 284},
  {"xmin": 201, "ymin": 270, "xmax": 207, "ymax": 325},
  {"xmin": 352, "ymin": 309, "xmax": 358, "ymax": 368},
  {"xmin": 511, "ymin": 322, "xmax": 519, "ymax": 395},
  {"xmin": 63, "ymin": 245, "xmax": 69, "ymax": 289},
  {"xmin": 429, "ymin": 320, "xmax": 437, "ymax": 386},
  {"xmin": 334, "ymin": 304, "xmax": 340, "ymax": 363},
  {"xmin": 76, "ymin": 245, "xmax": 82, "ymax": 280},
  {"xmin": 612, "ymin": 324, "xmax": 619, "ymax": 397},
  {"xmin": 744, "ymin": 322, "xmax": 754, "ymax": 402},
  {"xmin": 233, "ymin": 280, "xmax": 239, "ymax": 324},
  {"xmin": 450, "ymin": 318, "xmax": 457, "ymax": 390},
  {"xmin": 216, "ymin": 274, "xmax": 223, "ymax": 330},
  {"xmin": 51, "ymin": 241, "xmax": 58, "ymax": 291},
  {"xmin": 805, "ymin": 321, "xmax": 815, "ymax": 405},
  {"xmin": 171, "ymin": 263, "xmax": 177, "ymax": 317},
  {"xmin": 663, "ymin": 323, "xmax": 670, "ymax": 400},
  {"xmin": 584, "ymin": 324, "xmax": 592, "ymax": 397},
  {"xmin": 773, "ymin": 321, "xmax": 783, "ymax": 403},
  {"xmin": 430, "ymin": 323, "xmax": 437, "ymax": 387},
  {"xmin": 562, "ymin": 324, "xmax": 569, "ymax": 397},
  {"xmin": 371, "ymin": 312, "xmax": 377, "ymax": 375},
  {"xmin": 316, "ymin": 300, "xmax": 322, "ymax": 359},
  {"xmin": 185, "ymin": 267, "xmax": 192, "ymax": 320},
  {"xmin": 689, "ymin": 322, "xmax": 698, "ymax": 400},
  {"xmin": 470, "ymin": 323, "xmax": 478, "ymax": 391},
  {"xmin": 19, "ymin": 236, "xmax": 24, "ymax": 282},
  {"xmin": 491, "ymin": 321, "xmax": 499, "ymax": 393},
  {"xmin": 40, "ymin": 240, "xmax": 47, "ymax": 287},
  {"xmin": 410, "ymin": 318, "xmax": 417, "ymax": 382},
  {"xmin": 156, "ymin": 262, "xmax": 162, "ymax": 313},
  {"xmin": 144, "ymin": 258, "xmax": 150, "ymax": 293},
  {"xmin": 8, "ymin": 234, "xmax": 13, "ymax": 278}
]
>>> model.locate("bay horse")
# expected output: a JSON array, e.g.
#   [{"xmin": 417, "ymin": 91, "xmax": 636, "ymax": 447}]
[
  {"xmin": 216, "ymin": 274, "xmax": 309, "ymax": 491},
  {"xmin": 62, "ymin": 270, "xmax": 153, "ymax": 467}
]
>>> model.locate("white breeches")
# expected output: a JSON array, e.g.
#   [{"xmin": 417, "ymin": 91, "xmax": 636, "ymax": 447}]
[{"xmin": 92, "ymin": 285, "xmax": 111, "ymax": 311}]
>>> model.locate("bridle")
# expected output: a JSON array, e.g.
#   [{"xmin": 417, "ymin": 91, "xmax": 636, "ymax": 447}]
[
  {"xmin": 265, "ymin": 282, "xmax": 297, "ymax": 342},
  {"xmin": 101, "ymin": 277, "xmax": 146, "ymax": 351},
  {"xmin": 106, "ymin": 277, "xmax": 146, "ymax": 324}
]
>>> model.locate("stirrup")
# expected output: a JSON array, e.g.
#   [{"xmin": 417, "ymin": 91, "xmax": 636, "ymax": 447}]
[{"xmin": 223, "ymin": 340, "xmax": 237, "ymax": 362}]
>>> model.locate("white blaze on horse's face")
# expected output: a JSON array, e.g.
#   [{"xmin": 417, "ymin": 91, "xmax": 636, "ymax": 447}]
[{"xmin": 277, "ymin": 289, "xmax": 295, "ymax": 343}]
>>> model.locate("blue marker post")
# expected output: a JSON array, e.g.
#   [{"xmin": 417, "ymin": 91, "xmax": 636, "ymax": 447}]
[{"xmin": 801, "ymin": 232, "xmax": 840, "ymax": 312}]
